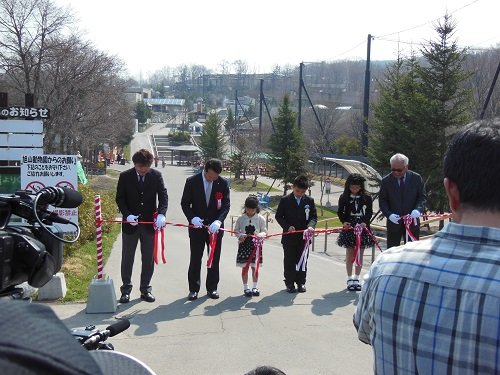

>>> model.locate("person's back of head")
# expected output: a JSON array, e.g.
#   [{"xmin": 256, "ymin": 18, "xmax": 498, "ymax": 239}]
[
  {"xmin": 444, "ymin": 118, "xmax": 500, "ymax": 213},
  {"xmin": 244, "ymin": 365, "xmax": 287, "ymax": 375}
]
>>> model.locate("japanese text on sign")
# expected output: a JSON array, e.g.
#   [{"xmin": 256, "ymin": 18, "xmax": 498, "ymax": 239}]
[
  {"xmin": 0, "ymin": 106, "xmax": 50, "ymax": 119},
  {"xmin": 22, "ymin": 155, "xmax": 76, "ymax": 178}
]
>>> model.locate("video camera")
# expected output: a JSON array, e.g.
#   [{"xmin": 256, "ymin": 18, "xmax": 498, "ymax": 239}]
[{"xmin": 0, "ymin": 187, "xmax": 83, "ymax": 296}]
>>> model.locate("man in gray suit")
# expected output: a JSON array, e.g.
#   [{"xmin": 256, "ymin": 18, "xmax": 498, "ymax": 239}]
[{"xmin": 379, "ymin": 153, "xmax": 426, "ymax": 249}]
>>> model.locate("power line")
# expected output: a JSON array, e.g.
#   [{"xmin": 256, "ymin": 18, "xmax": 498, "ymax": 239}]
[
  {"xmin": 331, "ymin": 39, "xmax": 367, "ymax": 60},
  {"xmin": 375, "ymin": 0, "xmax": 481, "ymax": 39}
]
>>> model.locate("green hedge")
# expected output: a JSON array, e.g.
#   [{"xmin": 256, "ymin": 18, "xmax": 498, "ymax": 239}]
[{"xmin": 64, "ymin": 183, "xmax": 117, "ymax": 256}]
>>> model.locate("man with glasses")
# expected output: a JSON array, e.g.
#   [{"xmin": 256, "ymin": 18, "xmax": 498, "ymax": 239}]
[
  {"xmin": 355, "ymin": 119, "xmax": 500, "ymax": 375},
  {"xmin": 378, "ymin": 153, "xmax": 426, "ymax": 249}
]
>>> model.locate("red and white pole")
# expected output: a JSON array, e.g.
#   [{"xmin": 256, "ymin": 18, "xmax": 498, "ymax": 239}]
[{"xmin": 95, "ymin": 194, "xmax": 103, "ymax": 279}]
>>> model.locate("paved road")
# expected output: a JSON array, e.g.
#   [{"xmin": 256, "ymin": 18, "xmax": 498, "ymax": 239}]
[{"xmin": 48, "ymin": 124, "xmax": 374, "ymax": 375}]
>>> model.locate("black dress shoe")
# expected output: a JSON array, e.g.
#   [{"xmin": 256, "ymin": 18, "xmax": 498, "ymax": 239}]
[
  {"xmin": 188, "ymin": 291, "xmax": 198, "ymax": 301},
  {"xmin": 119, "ymin": 294, "xmax": 130, "ymax": 303},
  {"xmin": 207, "ymin": 290, "xmax": 220, "ymax": 299},
  {"xmin": 140, "ymin": 292, "xmax": 155, "ymax": 302},
  {"xmin": 286, "ymin": 285, "xmax": 297, "ymax": 293},
  {"xmin": 297, "ymin": 284, "xmax": 306, "ymax": 293}
]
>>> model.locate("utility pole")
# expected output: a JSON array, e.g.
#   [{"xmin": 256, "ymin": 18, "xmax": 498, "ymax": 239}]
[
  {"xmin": 234, "ymin": 89, "xmax": 238, "ymax": 130},
  {"xmin": 259, "ymin": 79, "xmax": 264, "ymax": 145},
  {"xmin": 362, "ymin": 34, "xmax": 372, "ymax": 156},
  {"xmin": 298, "ymin": 62, "xmax": 304, "ymax": 128}
]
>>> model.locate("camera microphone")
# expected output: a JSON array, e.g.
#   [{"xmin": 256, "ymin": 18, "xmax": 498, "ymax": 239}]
[
  {"xmin": 36, "ymin": 187, "xmax": 83, "ymax": 208},
  {"xmin": 82, "ymin": 319, "xmax": 131, "ymax": 349}
]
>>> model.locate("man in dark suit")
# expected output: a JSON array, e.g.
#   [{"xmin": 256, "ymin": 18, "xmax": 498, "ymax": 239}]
[
  {"xmin": 275, "ymin": 175, "xmax": 317, "ymax": 293},
  {"xmin": 181, "ymin": 159, "xmax": 230, "ymax": 300},
  {"xmin": 116, "ymin": 149, "xmax": 168, "ymax": 303},
  {"xmin": 379, "ymin": 153, "xmax": 427, "ymax": 249}
]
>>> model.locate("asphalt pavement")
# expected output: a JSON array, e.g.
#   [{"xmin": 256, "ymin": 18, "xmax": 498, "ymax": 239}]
[{"xmin": 45, "ymin": 123, "xmax": 374, "ymax": 375}]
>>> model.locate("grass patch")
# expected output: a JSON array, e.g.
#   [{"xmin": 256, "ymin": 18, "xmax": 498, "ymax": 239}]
[
  {"xmin": 230, "ymin": 178, "xmax": 280, "ymax": 193},
  {"xmin": 268, "ymin": 195, "xmax": 342, "ymax": 228},
  {"xmin": 60, "ymin": 224, "xmax": 121, "ymax": 302},
  {"xmin": 123, "ymin": 144, "xmax": 131, "ymax": 161},
  {"xmin": 106, "ymin": 169, "xmax": 120, "ymax": 178},
  {"xmin": 316, "ymin": 206, "xmax": 342, "ymax": 228}
]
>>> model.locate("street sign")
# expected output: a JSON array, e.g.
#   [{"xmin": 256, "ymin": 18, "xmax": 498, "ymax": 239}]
[{"xmin": 21, "ymin": 154, "xmax": 79, "ymax": 233}]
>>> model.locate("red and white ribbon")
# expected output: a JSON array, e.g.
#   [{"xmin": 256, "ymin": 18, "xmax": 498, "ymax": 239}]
[
  {"xmin": 242, "ymin": 237, "xmax": 264, "ymax": 278},
  {"xmin": 402, "ymin": 214, "xmax": 418, "ymax": 242},
  {"xmin": 296, "ymin": 230, "xmax": 312, "ymax": 272},
  {"xmin": 152, "ymin": 212, "xmax": 166, "ymax": 265},
  {"xmin": 206, "ymin": 231, "xmax": 218, "ymax": 268},
  {"xmin": 95, "ymin": 195, "xmax": 103, "ymax": 279},
  {"xmin": 353, "ymin": 224, "xmax": 363, "ymax": 267}
]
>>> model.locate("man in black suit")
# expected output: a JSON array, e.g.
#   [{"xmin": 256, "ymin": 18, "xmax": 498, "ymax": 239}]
[
  {"xmin": 116, "ymin": 149, "xmax": 168, "ymax": 303},
  {"xmin": 181, "ymin": 159, "xmax": 230, "ymax": 300},
  {"xmin": 379, "ymin": 153, "xmax": 427, "ymax": 249},
  {"xmin": 275, "ymin": 175, "xmax": 317, "ymax": 293}
]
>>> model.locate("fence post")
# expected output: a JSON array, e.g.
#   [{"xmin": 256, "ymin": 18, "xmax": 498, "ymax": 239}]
[{"xmin": 323, "ymin": 221, "xmax": 328, "ymax": 253}]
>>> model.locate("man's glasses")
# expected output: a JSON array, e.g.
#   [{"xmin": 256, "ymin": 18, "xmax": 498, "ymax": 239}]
[{"xmin": 391, "ymin": 168, "xmax": 404, "ymax": 172}]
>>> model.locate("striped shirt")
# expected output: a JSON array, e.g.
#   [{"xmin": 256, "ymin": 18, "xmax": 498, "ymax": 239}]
[{"xmin": 354, "ymin": 222, "xmax": 500, "ymax": 375}]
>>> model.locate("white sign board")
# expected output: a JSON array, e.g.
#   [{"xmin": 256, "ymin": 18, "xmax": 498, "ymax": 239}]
[
  {"xmin": 0, "ymin": 133, "xmax": 43, "ymax": 147},
  {"xmin": 0, "ymin": 147, "xmax": 43, "ymax": 160},
  {"xmin": 20, "ymin": 154, "xmax": 79, "ymax": 233},
  {"xmin": 0, "ymin": 119, "xmax": 44, "ymax": 133}
]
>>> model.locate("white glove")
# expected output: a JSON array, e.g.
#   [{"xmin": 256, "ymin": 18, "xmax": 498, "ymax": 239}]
[
  {"xmin": 388, "ymin": 214, "xmax": 401, "ymax": 224},
  {"xmin": 155, "ymin": 213, "xmax": 166, "ymax": 229},
  {"xmin": 257, "ymin": 232, "xmax": 267, "ymax": 238},
  {"xmin": 126, "ymin": 214, "xmax": 139, "ymax": 226},
  {"xmin": 191, "ymin": 216, "xmax": 204, "ymax": 228},
  {"xmin": 208, "ymin": 220, "xmax": 221, "ymax": 234},
  {"xmin": 410, "ymin": 209, "xmax": 420, "ymax": 219}
]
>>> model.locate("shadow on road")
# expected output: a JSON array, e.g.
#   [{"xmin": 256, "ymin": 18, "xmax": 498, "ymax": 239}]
[
  {"xmin": 131, "ymin": 296, "xmax": 206, "ymax": 336},
  {"xmin": 310, "ymin": 289, "xmax": 359, "ymax": 316},
  {"xmin": 244, "ymin": 290, "xmax": 298, "ymax": 315}
]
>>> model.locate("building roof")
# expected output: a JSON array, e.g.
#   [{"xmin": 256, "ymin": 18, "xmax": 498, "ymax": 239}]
[{"xmin": 144, "ymin": 98, "xmax": 185, "ymax": 106}]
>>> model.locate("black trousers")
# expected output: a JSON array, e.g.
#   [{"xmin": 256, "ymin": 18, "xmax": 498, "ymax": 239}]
[
  {"xmin": 282, "ymin": 236, "xmax": 307, "ymax": 286},
  {"xmin": 386, "ymin": 222, "xmax": 420, "ymax": 249},
  {"xmin": 188, "ymin": 230, "xmax": 223, "ymax": 293},
  {"xmin": 120, "ymin": 226, "xmax": 154, "ymax": 295}
]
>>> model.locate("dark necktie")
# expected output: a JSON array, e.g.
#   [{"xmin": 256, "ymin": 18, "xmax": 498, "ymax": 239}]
[
  {"xmin": 139, "ymin": 175, "xmax": 144, "ymax": 189},
  {"xmin": 399, "ymin": 177, "xmax": 405, "ymax": 191}
]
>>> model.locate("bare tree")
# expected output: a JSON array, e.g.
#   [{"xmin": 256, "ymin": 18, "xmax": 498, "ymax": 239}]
[
  {"xmin": 39, "ymin": 35, "xmax": 132, "ymax": 154},
  {"xmin": 0, "ymin": 0, "xmax": 73, "ymax": 103},
  {"xmin": 463, "ymin": 48, "xmax": 500, "ymax": 119}
]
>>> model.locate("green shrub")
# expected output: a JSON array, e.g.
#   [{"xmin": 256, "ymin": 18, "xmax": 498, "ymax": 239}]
[
  {"xmin": 64, "ymin": 183, "xmax": 117, "ymax": 256},
  {"xmin": 167, "ymin": 130, "xmax": 190, "ymax": 143}
]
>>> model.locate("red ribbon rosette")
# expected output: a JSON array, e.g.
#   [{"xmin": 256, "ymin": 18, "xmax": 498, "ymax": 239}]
[
  {"xmin": 402, "ymin": 214, "xmax": 417, "ymax": 242},
  {"xmin": 215, "ymin": 192, "xmax": 223, "ymax": 210},
  {"xmin": 353, "ymin": 224, "xmax": 363, "ymax": 267}
]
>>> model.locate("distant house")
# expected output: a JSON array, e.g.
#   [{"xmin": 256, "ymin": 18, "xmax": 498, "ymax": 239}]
[
  {"xmin": 188, "ymin": 121, "xmax": 204, "ymax": 133},
  {"xmin": 223, "ymin": 95, "xmax": 256, "ymax": 117},
  {"xmin": 143, "ymin": 98, "xmax": 186, "ymax": 113},
  {"xmin": 126, "ymin": 87, "xmax": 153, "ymax": 105}
]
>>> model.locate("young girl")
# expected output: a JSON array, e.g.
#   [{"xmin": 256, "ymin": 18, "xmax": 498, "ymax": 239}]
[
  {"xmin": 234, "ymin": 196, "xmax": 267, "ymax": 296},
  {"xmin": 337, "ymin": 174, "xmax": 374, "ymax": 291}
]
